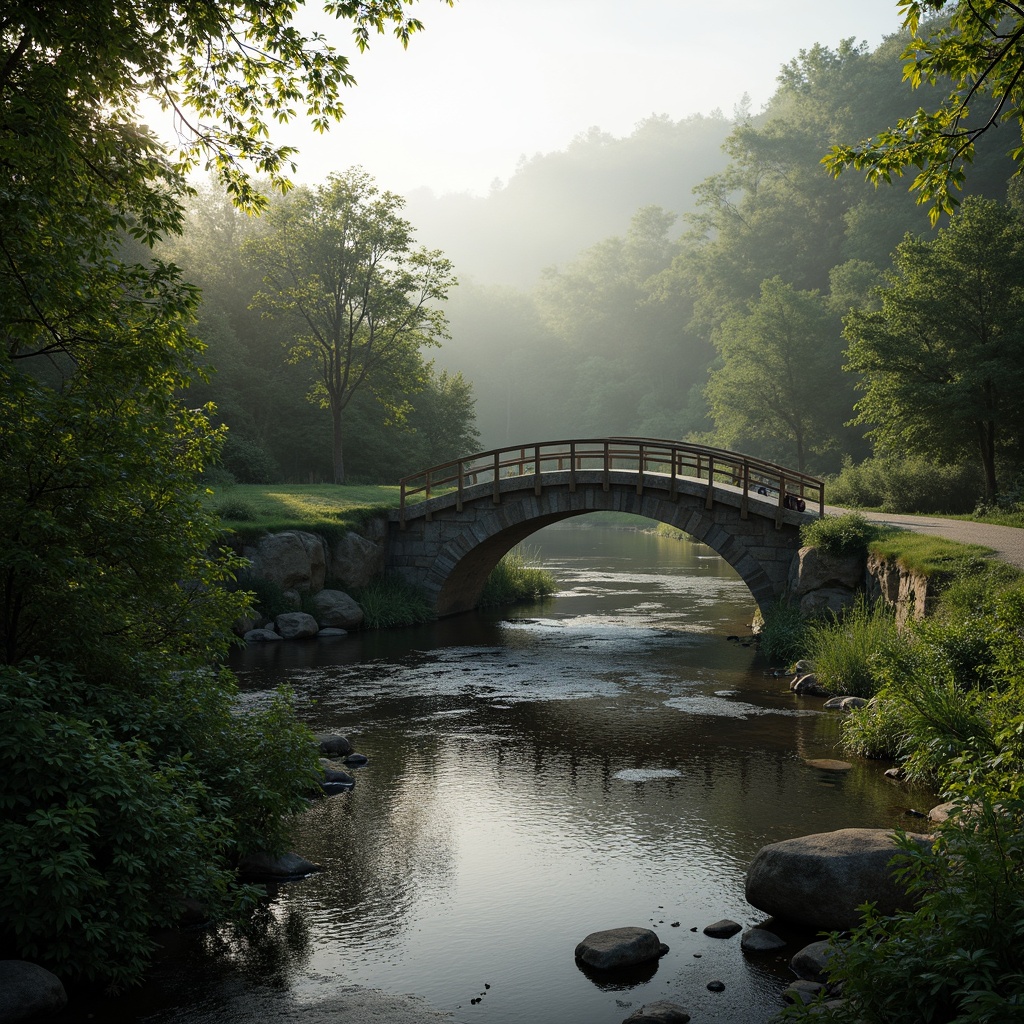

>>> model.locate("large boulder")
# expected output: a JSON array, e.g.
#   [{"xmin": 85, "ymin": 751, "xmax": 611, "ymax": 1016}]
[
  {"xmin": 0, "ymin": 961, "xmax": 67, "ymax": 1023},
  {"xmin": 313, "ymin": 589, "xmax": 364, "ymax": 630},
  {"xmin": 574, "ymin": 927, "xmax": 668, "ymax": 970},
  {"xmin": 330, "ymin": 532, "xmax": 385, "ymax": 589},
  {"xmin": 246, "ymin": 531, "xmax": 326, "ymax": 593},
  {"xmin": 274, "ymin": 612, "xmax": 319, "ymax": 639},
  {"xmin": 789, "ymin": 547, "xmax": 864, "ymax": 596},
  {"xmin": 745, "ymin": 828, "xmax": 931, "ymax": 932}
]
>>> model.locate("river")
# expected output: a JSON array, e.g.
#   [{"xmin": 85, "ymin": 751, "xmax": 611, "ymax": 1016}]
[{"xmin": 72, "ymin": 521, "xmax": 934, "ymax": 1024}]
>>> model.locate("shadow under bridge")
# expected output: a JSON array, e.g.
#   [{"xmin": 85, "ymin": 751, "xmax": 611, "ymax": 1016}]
[{"xmin": 385, "ymin": 437, "xmax": 824, "ymax": 617}]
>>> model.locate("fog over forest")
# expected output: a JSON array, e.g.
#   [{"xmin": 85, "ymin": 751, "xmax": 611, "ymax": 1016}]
[{"xmin": 176, "ymin": 24, "xmax": 1017, "ymax": 486}]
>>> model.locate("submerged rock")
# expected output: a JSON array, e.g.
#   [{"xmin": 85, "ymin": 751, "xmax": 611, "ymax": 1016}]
[{"xmin": 622, "ymin": 999, "xmax": 691, "ymax": 1023}]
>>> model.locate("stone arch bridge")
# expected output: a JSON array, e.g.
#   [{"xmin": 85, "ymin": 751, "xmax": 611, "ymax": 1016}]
[{"xmin": 386, "ymin": 438, "xmax": 823, "ymax": 617}]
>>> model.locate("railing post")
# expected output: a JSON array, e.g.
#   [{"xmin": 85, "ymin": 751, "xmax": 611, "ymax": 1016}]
[
  {"xmin": 776, "ymin": 473, "xmax": 786, "ymax": 529},
  {"xmin": 705, "ymin": 456, "xmax": 715, "ymax": 509},
  {"xmin": 669, "ymin": 446, "xmax": 678, "ymax": 499},
  {"xmin": 399, "ymin": 483, "xmax": 407, "ymax": 529},
  {"xmin": 534, "ymin": 444, "xmax": 542, "ymax": 496},
  {"xmin": 602, "ymin": 440, "xmax": 610, "ymax": 491},
  {"xmin": 741, "ymin": 461, "xmax": 749, "ymax": 520},
  {"xmin": 569, "ymin": 441, "xmax": 577, "ymax": 492},
  {"xmin": 492, "ymin": 451, "xmax": 501, "ymax": 505},
  {"xmin": 636, "ymin": 442, "xmax": 644, "ymax": 495}
]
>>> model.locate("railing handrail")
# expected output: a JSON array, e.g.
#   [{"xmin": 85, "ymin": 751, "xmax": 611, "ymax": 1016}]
[{"xmin": 396, "ymin": 437, "xmax": 824, "ymax": 523}]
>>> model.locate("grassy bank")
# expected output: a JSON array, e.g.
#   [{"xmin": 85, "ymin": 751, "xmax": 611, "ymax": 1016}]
[
  {"xmin": 203, "ymin": 483, "xmax": 400, "ymax": 541},
  {"xmin": 777, "ymin": 514, "xmax": 1024, "ymax": 1023}
]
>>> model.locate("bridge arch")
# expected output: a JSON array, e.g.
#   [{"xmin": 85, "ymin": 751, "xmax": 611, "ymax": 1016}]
[{"xmin": 385, "ymin": 439, "xmax": 822, "ymax": 617}]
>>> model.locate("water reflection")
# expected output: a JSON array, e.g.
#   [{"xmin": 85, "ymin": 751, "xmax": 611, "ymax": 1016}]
[{"xmin": 86, "ymin": 521, "xmax": 935, "ymax": 1024}]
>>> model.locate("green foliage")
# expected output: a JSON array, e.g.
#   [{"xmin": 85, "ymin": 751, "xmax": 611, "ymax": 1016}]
[
  {"xmin": 352, "ymin": 575, "xmax": 433, "ymax": 629},
  {"xmin": 824, "ymin": 0, "xmax": 1024, "ymax": 223},
  {"xmin": 800, "ymin": 511, "xmax": 878, "ymax": 557},
  {"xmin": 828, "ymin": 454, "xmax": 985, "ymax": 514},
  {"xmin": 704, "ymin": 276, "xmax": 847, "ymax": 473},
  {"xmin": 478, "ymin": 547, "xmax": 558, "ymax": 608},
  {"xmin": 806, "ymin": 596, "xmax": 899, "ymax": 698},
  {"xmin": 220, "ymin": 434, "xmax": 278, "ymax": 485},
  {"xmin": 843, "ymin": 198, "xmax": 1024, "ymax": 502},
  {"xmin": 839, "ymin": 581, "xmax": 1024, "ymax": 781},
  {"xmin": 0, "ymin": 661, "xmax": 321, "ymax": 989},
  {"xmin": 758, "ymin": 600, "xmax": 808, "ymax": 665},
  {"xmin": 244, "ymin": 167, "xmax": 457, "ymax": 484},
  {"xmin": 1, "ymin": 0, "xmax": 447, "ymax": 990}
]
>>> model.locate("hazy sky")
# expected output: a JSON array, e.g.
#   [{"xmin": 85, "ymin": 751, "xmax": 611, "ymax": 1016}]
[{"xmin": 268, "ymin": 0, "xmax": 907, "ymax": 197}]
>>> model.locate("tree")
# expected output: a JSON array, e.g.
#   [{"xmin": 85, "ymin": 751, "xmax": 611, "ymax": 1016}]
[
  {"xmin": 1, "ymin": 0, "xmax": 447, "ymax": 989},
  {"xmin": 824, "ymin": 1, "xmax": 1024, "ymax": 222},
  {"xmin": 704, "ymin": 277, "xmax": 849, "ymax": 473},
  {"xmin": 245, "ymin": 168, "xmax": 455, "ymax": 484},
  {"xmin": 844, "ymin": 197, "xmax": 1024, "ymax": 502}
]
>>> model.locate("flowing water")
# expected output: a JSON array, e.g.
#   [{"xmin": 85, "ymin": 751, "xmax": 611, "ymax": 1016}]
[{"xmin": 71, "ymin": 521, "xmax": 934, "ymax": 1024}]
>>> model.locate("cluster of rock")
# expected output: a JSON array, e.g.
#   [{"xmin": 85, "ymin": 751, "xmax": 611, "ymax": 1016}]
[
  {"xmin": 788, "ymin": 544, "xmax": 938, "ymax": 628},
  {"xmin": 242, "ymin": 589, "xmax": 364, "ymax": 643},
  {"xmin": 573, "ymin": 826, "xmax": 940, "ymax": 1023},
  {"xmin": 232, "ymin": 524, "xmax": 387, "ymax": 641}
]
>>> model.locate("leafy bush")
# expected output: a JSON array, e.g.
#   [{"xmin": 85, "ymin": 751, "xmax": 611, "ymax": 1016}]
[
  {"xmin": 807, "ymin": 595, "xmax": 899, "ymax": 697},
  {"xmin": 0, "ymin": 661, "xmax": 321, "ymax": 989},
  {"xmin": 216, "ymin": 498, "xmax": 258, "ymax": 522},
  {"xmin": 827, "ymin": 455, "xmax": 983, "ymax": 514},
  {"xmin": 758, "ymin": 600, "xmax": 808, "ymax": 664},
  {"xmin": 800, "ymin": 511, "xmax": 877, "ymax": 557},
  {"xmin": 220, "ymin": 434, "xmax": 278, "ymax": 485},
  {"xmin": 352, "ymin": 575, "xmax": 433, "ymax": 628},
  {"xmin": 479, "ymin": 546, "xmax": 557, "ymax": 607}
]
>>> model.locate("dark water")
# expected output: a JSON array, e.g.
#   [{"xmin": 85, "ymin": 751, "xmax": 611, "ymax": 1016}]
[{"xmin": 69, "ymin": 523, "xmax": 934, "ymax": 1024}]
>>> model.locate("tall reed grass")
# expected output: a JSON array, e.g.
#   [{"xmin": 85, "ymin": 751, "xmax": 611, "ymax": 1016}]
[{"xmin": 479, "ymin": 546, "xmax": 557, "ymax": 607}]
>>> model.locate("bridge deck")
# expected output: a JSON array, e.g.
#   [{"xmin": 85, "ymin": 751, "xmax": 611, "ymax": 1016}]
[{"xmin": 397, "ymin": 437, "xmax": 824, "ymax": 529}]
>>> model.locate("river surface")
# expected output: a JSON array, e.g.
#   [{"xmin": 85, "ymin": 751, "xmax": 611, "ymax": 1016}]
[{"xmin": 73, "ymin": 522, "xmax": 934, "ymax": 1024}]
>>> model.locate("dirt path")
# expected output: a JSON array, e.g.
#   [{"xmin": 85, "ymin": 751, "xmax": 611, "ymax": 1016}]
[{"xmin": 827, "ymin": 507, "xmax": 1024, "ymax": 571}]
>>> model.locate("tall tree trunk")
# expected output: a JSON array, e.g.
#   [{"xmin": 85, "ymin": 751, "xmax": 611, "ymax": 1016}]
[{"xmin": 332, "ymin": 403, "xmax": 345, "ymax": 485}]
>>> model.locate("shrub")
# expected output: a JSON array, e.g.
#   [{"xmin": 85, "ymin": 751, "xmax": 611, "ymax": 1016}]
[
  {"xmin": 478, "ymin": 546, "xmax": 557, "ymax": 607},
  {"xmin": 800, "ymin": 511, "xmax": 877, "ymax": 557},
  {"xmin": 216, "ymin": 498, "xmax": 258, "ymax": 522},
  {"xmin": 806, "ymin": 596, "xmax": 899, "ymax": 697},
  {"xmin": 827, "ymin": 455, "xmax": 982, "ymax": 514},
  {"xmin": 0, "ymin": 661, "xmax": 321, "ymax": 989},
  {"xmin": 220, "ymin": 434, "xmax": 278, "ymax": 485}
]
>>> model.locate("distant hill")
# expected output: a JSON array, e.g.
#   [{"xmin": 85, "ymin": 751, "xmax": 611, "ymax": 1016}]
[{"xmin": 404, "ymin": 112, "xmax": 734, "ymax": 287}]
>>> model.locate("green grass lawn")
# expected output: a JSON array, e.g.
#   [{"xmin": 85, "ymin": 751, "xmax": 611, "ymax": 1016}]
[
  {"xmin": 868, "ymin": 529, "xmax": 993, "ymax": 577},
  {"xmin": 203, "ymin": 483, "xmax": 401, "ymax": 540}
]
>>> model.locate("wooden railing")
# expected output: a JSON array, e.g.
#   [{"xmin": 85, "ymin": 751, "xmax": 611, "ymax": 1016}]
[{"xmin": 397, "ymin": 437, "xmax": 824, "ymax": 527}]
